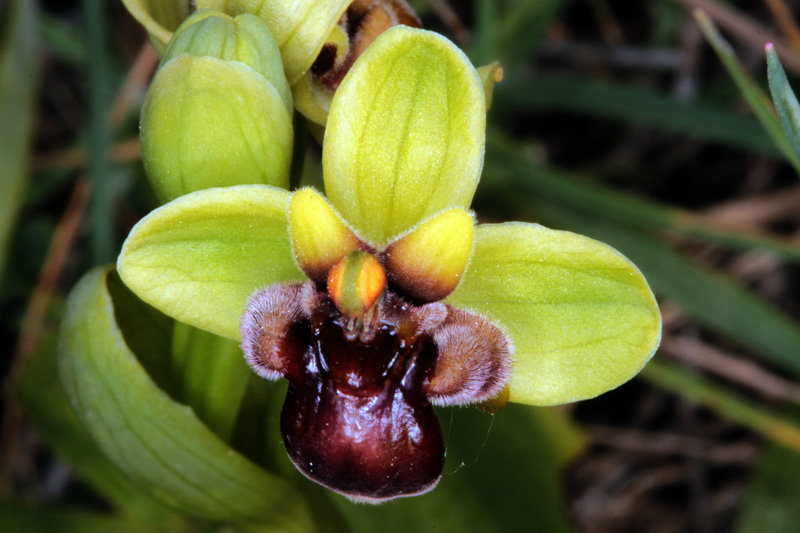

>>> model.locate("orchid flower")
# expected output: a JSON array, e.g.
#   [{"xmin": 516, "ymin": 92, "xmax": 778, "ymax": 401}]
[{"xmin": 115, "ymin": 26, "xmax": 661, "ymax": 502}]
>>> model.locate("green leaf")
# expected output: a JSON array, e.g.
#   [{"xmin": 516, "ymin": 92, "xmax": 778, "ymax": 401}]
[
  {"xmin": 117, "ymin": 185, "xmax": 305, "ymax": 341},
  {"xmin": 766, "ymin": 43, "xmax": 800, "ymax": 171},
  {"xmin": 448, "ymin": 223, "xmax": 661, "ymax": 406},
  {"xmin": 497, "ymin": 0, "xmax": 567, "ymax": 66},
  {"xmin": 82, "ymin": 0, "xmax": 115, "ymax": 264},
  {"xmin": 17, "ymin": 335, "xmax": 181, "ymax": 522},
  {"xmin": 58, "ymin": 266, "xmax": 313, "ymax": 530},
  {"xmin": 485, "ymin": 138, "xmax": 800, "ymax": 264},
  {"xmin": 498, "ymin": 75, "xmax": 781, "ymax": 156},
  {"xmin": 38, "ymin": 12, "xmax": 84, "ymax": 64},
  {"xmin": 323, "ymin": 26, "xmax": 486, "ymax": 246},
  {"xmin": 0, "ymin": 0, "xmax": 38, "ymax": 281},
  {"xmin": 171, "ymin": 321, "xmax": 252, "ymax": 443},
  {"xmin": 694, "ymin": 10, "xmax": 800, "ymax": 172},
  {"xmin": 641, "ymin": 360, "xmax": 800, "ymax": 452}
]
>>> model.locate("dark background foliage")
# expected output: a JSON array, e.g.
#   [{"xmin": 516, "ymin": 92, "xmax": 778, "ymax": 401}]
[{"xmin": 4, "ymin": 1, "xmax": 800, "ymax": 531}]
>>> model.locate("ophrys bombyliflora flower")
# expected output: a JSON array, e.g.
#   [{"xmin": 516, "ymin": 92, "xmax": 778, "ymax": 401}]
[{"xmin": 118, "ymin": 26, "xmax": 661, "ymax": 502}]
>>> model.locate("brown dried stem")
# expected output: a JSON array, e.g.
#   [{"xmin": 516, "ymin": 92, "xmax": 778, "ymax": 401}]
[{"xmin": 659, "ymin": 334, "xmax": 800, "ymax": 405}]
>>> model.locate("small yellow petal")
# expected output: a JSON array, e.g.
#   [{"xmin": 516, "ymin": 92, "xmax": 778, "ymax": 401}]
[
  {"xmin": 383, "ymin": 208, "xmax": 474, "ymax": 302},
  {"xmin": 288, "ymin": 188, "xmax": 362, "ymax": 284}
]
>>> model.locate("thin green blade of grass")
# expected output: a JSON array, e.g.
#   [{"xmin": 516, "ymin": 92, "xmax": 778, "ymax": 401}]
[
  {"xmin": 468, "ymin": 0, "xmax": 499, "ymax": 66},
  {"xmin": 694, "ymin": 9, "xmax": 800, "ymax": 172},
  {"xmin": 522, "ymin": 198, "xmax": 800, "ymax": 377},
  {"xmin": 38, "ymin": 12, "xmax": 84, "ymax": 65},
  {"xmin": 641, "ymin": 359, "xmax": 800, "ymax": 453},
  {"xmin": 766, "ymin": 42, "xmax": 800, "ymax": 172},
  {"xmin": 82, "ymin": 0, "xmax": 115, "ymax": 265},
  {"xmin": 497, "ymin": 0, "xmax": 568, "ymax": 66},
  {"xmin": 496, "ymin": 75, "xmax": 780, "ymax": 156},
  {"xmin": 0, "ymin": 0, "xmax": 38, "ymax": 282},
  {"xmin": 484, "ymin": 138, "xmax": 800, "ymax": 263}
]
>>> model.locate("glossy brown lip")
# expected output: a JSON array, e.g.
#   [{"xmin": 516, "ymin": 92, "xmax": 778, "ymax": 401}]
[
  {"xmin": 241, "ymin": 281, "xmax": 511, "ymax": 502},
  {"xmin": 280, "ymin": 322, "xmax": 445, "ymax": 502}
]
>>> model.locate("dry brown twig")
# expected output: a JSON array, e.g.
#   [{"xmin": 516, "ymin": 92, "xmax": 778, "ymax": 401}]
[
  {"xmin": 0, "ymin": 177, "xmax": 91, "ymax": 495},
  {"xmin": 702, "ymin": 184, "xmax": 800, "ymax": 226},
  {"xmin": 659, "ymin": 334, "xmax": 800, "ymax": 405},
  {"xmin": 33, "ymin": 138, "xmax": 141, "ymax": 173},
  {"xmin": 586, "ymin": 425, "xmax": 758, "ymax": 464}
]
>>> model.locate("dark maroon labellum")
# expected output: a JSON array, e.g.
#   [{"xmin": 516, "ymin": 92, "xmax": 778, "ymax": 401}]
[
  {"xmin": 282, "ymin": 320, "xmax": 444, "ymax": 502},
  {"xmin": 241, "ymin": 282, "xmax": 511, "ymax": 502}
]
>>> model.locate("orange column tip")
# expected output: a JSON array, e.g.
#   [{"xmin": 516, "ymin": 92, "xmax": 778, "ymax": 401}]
[{"xmin": 327, "ymin": 251, "xmax": 386, "ymax": 317}]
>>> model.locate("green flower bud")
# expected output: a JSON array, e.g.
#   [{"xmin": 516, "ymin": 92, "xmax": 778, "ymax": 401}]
[{"xmin": 140, "ymin": 10, "xmax": 293, "ymax": 203}]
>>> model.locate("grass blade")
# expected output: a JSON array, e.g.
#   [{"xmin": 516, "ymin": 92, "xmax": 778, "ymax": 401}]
[
  {"xmin": 766, "ymin": 42, "xmax": 800, "ymax": 171},
  {"xmin": 641, "ymin": 359, "xmax": 800, "ymax": 452},
  {"xmin": 81, "ymin": 0, "xmax": 114, "ymax": 264},
  {"xmin": 694, "ymin": 9, "xmax": 800, "ymax": 172},
  {"xmin": 0, "ymin": 0, "xmax": 38, "ymax": 280},
  {"xmin": 485, "ymin": 138, "xmax": 800, "ymax": 263},
  {"xmin": 497, "ymin": 75, "xmax": 781, "ymax": 155}
]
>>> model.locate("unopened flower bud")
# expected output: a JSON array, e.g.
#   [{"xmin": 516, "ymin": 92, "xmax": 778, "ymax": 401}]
[{"xmin": 140, "ymin": 10, "xmax": 293, "ymax": 203}]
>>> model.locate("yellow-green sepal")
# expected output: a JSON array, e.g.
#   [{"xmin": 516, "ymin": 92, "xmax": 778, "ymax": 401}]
[
  {"xmin": 447, "ymin": 222, "xmax": 662, "ymax": 406},
  {"xmin": 383, "ymin": 208, "xmax": 474, "ymax": 302},
  {"xmin": 288, "ymin": 187, "xmax": 362, "ymax": 284},
  {"xmin": 292, "ymin": 72, "xmax": 333, "ymax": 127},
  {"xmin": 323, "ymin": 26, "xmax": 486, "ymax": 246},
  {"xmin": 117, "ymin": 185, "xmax": 305, "ymax": 341}
]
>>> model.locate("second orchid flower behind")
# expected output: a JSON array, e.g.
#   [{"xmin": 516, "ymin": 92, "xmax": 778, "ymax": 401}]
[{"xmin": 117, "ymin": 26, "xmax": 661, "ymax": 502}]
